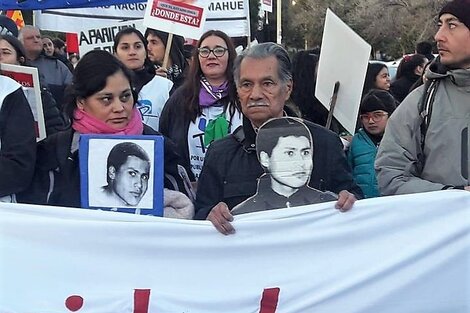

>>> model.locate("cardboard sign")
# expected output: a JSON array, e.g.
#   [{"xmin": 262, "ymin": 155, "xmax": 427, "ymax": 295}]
[
  {"xmin": 261, "ymin": 0, "xmax": 272, "ymax": 13},
  {"xmin": 79, "ymin": 134, "xmax": 164, "ymax": 216},
  {"xmin": 315, "ymin": 9, "xmax": 371, "ymax": 134},
  {"xmin": 143, "ymin": 0, "xmax": 208, "ymax": 39},
  {"xmin": 0, "ymin": 63, "xmax": 46, "ymax": 141}
]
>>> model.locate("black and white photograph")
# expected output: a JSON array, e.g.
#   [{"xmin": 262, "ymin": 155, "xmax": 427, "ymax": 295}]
[
  {"xmin": 79, "ymin": 135, "xmax": 164, "ymax": 216},
  {"xmin": 231, "ymin": 117, "xmax": 337, "ymax": 215}
]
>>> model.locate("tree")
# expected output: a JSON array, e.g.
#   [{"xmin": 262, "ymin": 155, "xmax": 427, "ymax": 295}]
[{"xmin": 283, "ymin": 0, "xmax": 447, "ymax": 58}]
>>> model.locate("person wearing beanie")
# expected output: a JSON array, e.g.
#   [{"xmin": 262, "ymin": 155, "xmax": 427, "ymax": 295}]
[
  {"xmin": 0, "ymin": 16, "xmax": 18, "ymax": 37},
  {"xmin": 376, "ymin": 0, "xmax": 470, "ymax": 196},
  {"xmin": 347, "ymin": 89, "xmax": 396, "ymax": 198}
]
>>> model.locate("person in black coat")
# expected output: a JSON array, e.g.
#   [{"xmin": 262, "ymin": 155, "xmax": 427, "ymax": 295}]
[
  {"xmin": 195, "ymin": 43, "xmax": 362, "ymax": 235},
  {"xmin": 17, "ymin": 50, "xmax": 193, "ymax": 208},
  {"xmin": 0, "ymin": 75, "xmax": 36, "ymax": 201},
  {"xmin": 390, "ymin": 54, "xmax": 428, "ymax": 103}
]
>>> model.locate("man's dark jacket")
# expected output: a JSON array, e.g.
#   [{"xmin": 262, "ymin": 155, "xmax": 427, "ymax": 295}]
[
  {"xmin": 194, "ymin": 118, "xmax": 363, "ymax": 219},
  {"xmin": 231, "ymin": 175, "xmax": 338, "ymax": 215}
]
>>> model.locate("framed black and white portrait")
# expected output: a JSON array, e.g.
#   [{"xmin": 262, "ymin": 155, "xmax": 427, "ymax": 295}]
[{"xmin": 79, "ymin": 134, "xmax": 164, "ymax": 216}]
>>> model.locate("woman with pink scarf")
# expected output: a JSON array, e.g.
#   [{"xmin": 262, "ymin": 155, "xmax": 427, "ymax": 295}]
[{"xmin": 19, "ymin": 50, "xmax": 194, "ymax": 218}]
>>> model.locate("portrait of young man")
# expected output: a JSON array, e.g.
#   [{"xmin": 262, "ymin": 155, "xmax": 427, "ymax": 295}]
[
  {"xmin": 231, "ymin": 117, "xmax": 337, "ymax": 215},
  {"xmin": 99, "ymin": 141, "xmax": 151, "ymax": 208}
]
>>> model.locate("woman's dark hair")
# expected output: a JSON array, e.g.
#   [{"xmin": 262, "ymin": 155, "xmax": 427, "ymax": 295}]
[
  {"xmin": 395, "ymin": 53, "xmax": 427, "ymax": 80},
  {"xmin": 63, "ymin": 50, "xmax": 137, "ymax": 120},
  {"xmin": 362, "ymin": 62, "xmax": 388, "ymax": 96},
  {"xmin": 112, "ymin": 27, "xmax": 154, "ymax": 73},
  {"xmin": 181, "ymin": 29, "xmax": 239, "ymax": 122},
  {"xmin": 0, "ymin": 34, "xmax": 27, "ymax": 64},
  {"xmin": 143, "ymin": 28, "xmax": 187, "ymax": 71},
  {"xmin": 291, "ymin": 50, "xmax": 327, "ymax": 124},
  {"xmin": 409, "ymin": 59, "xmax": 432, "ymax": 92}
]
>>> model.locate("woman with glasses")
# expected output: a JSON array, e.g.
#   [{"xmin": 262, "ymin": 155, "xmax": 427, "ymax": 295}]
[
  {"xmin": 347, "ymin": 89, "xmax": 396, "ymax": 198},
  {"xmin": 159, "ymin": 30, "xmax": 242, "ymax": 190}
]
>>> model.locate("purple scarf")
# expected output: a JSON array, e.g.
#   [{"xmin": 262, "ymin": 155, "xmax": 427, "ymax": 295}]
[{"xmin": 199, "ymin": 76, "xmax": 229, "ymax": 108}]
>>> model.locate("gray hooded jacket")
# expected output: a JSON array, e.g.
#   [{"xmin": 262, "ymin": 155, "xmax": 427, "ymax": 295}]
[{"xmin": 375, "ymin": 62, "xmax": 470, "ymax": 195}]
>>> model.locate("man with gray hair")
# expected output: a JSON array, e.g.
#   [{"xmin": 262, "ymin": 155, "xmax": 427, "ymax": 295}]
[
  {"xmin": 19, "ymin": 25, "xmax": 72, "ymax": 106},
  {"xmin": 194, "ymin": 42, "xmax": 362, "ymax": 235}
]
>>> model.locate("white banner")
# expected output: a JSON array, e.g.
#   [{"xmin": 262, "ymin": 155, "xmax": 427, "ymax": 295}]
[
  {"xmin": 35, "ymin": 0, "xmax": 250, "ymax": 38},
  {"xmin": 1, "ymin": 191, "xmax": 470, "ymax": 312}
]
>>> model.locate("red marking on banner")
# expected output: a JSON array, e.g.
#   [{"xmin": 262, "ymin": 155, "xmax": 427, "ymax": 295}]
[
  {"xmin": 1, "ymin": 70, "xmax": 34, "ymax": 87},
  {"xmin": 66, "ymin": 33, "xmax": 79, "ymax": 54},
  {"xmin": 65, "ymin": 295, "xmax": 84, "ymax": 312},
  {"xmin": 259, "ymin": 288, "xmax": 280, "ymax": 313},
  {"xmin": 134, "ymin": 289, "xmax": 151, "ymax": 313},
  {"xmin": 34, "ymin": 121, "xmax": 39, "ymax": 137}
]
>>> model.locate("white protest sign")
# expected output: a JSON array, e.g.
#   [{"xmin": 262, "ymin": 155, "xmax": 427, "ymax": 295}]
[
  {"xmin": 315, "ymin": 9, "xmax": 371, "ymax": 134},
  {"xmin": 35, "ymin": 0, "xmax": 250, "ymax": 38},
  {"xmin": 143, "ymin": 0, "xmax": 208, "ymax": 40},
  {"xmin": 1, "ymin": 191, "xmax": 470, "ymax": 312},
  {"xmin": 78, "ymin": 20, "xmax": 145, "ymax": 56},
  {"xmin": 0, "ymin": 63, "xmax": 46, "ymax": 141},
  {"xmin": 206, "ymin": 0, "xmax": 250, "ymax": 37},
  {"xmin": 261, "ymin": 0, "xmax": 272, "ymax": 13}
]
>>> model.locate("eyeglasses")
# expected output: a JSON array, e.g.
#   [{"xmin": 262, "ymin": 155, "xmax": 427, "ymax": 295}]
[
  {"xmin": 198, "ymin": 46, "xmax": 228, "ymax": 58},
  {"xmin": 360, "ymin": 111, "xmax": 388, "ymax": 122}
]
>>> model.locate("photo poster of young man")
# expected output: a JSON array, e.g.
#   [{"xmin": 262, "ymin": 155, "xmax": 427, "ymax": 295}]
[
  {"xmin": 79, "ymin": 134, "xmax": 164, "ymax": 216},
  {"xmin": 231, "ymin": 117, "xmax": 338, "ymax": 215}
]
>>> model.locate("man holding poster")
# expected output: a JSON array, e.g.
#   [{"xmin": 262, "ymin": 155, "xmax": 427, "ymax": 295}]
[{"xmin": 194, "ymin": 43, "xmax": 361, "ymax": 235}]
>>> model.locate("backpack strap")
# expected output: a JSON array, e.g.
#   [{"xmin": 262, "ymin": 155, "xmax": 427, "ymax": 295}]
[{"xmin": 419, "ymin": 79, "xmax": 439, "ymax": 152}]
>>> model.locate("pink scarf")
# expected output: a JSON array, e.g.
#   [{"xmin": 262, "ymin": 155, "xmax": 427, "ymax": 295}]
[{"xmin": 72, "ymin": 107, "xmax": 144, "ymax": 135}]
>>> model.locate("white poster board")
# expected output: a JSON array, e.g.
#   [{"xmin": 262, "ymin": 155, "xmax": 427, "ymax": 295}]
[
  {"xmin": 2, "ymin": 191, "xmax": 470, "ymax": 312},
  {"xmin": 143, "ymin": 0, "xmax": 208, "ymax": 40},
  {"xmin": 35, "ymin": 0, "xmax": 250, "ymax": 38},
  {"xmin": 261, "ymin": 0, "xmax": 272, "ymax": 13},
  {"xmin": 206, "ymin": 0, "xmax": 250, "ymax": 37},
  {"xmin": 315, "ymin": 9, "xmax": 371, "ymax": 134},
  {"xmin": 0, "ymin": 63, "xmax": 46, "ymax": 141},
  {"xmin": 78, "ymin": 20, "xmax": 145, "ymax": 56}
]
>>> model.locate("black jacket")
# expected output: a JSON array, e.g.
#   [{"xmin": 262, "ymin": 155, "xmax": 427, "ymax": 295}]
[
  {"xmin": 231, "ymin": 175, "xmax": 338, "ymax": 215},
  {"xmin": 41, "ymin": 85, "xmax": 67, "ymax": 136},
  {"xmin": 0, "ymin": 82, "xmax": 36, "ymax": 197},
  {"xmin": 390, "ymin": 74, "xmax": 420, "ymax": 103},
  {"xmin": 18, "ymin": 125, "xmax": 192, "ymax": 207},
  {"xmin": 194, "ymin": 118, "xmax": 363, "ymax": 219}
]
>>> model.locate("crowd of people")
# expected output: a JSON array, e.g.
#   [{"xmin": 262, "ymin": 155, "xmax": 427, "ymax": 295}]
[{"xmin": 0, "ymin": 0, "xmax": 468, "ymax": 234}]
